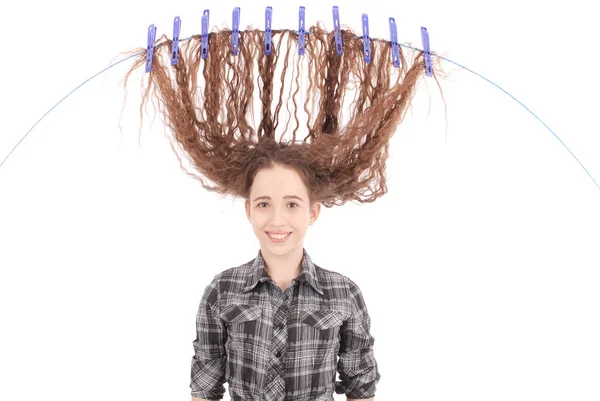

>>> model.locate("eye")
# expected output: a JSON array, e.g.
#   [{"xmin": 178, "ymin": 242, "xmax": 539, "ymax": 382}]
[{"xmin": 257, "ymin": 202, "xmax": 299, "ymax": 208}]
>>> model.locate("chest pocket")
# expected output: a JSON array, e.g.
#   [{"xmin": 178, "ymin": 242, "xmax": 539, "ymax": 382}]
[
  {"xmin": 300, "ymin": 309, "xmax": 344, "ymax": 334},
  {"xmin": 218, "ymin": 303, "xmax": 263, "ymax": 386},
  {"xmin": 219, "ymin": 303, "xmax": 262, "ymax": 324},
  {"xmin": 297, "ymin": 309, "xmax": 344, "ymax": 370},
  {"xmin": 218, "ymin": 304, "xmax": 262, "ymax": 342}
]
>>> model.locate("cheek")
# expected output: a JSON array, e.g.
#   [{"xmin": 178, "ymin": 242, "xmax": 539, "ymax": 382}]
[{"xmin": 251, "ymin": 216, "xmax": 268, "ymax": 229}]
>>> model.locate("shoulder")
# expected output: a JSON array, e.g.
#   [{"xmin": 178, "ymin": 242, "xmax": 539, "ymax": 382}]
[
  {"xmin": 313, "ymin": 263, "xmax": 363, "ymax": 296},
  {"xmin": 204, "ymin": 258, "xmax": 255, "ymax": 293},
  {"xmin": 215, "ymin": 261, "xmax": 252, "ymax": 281},
  {"xmin": 312, "ymin": 264, "xmax": 371, "ymax": 321},
  {"xmin": 317, "ymin": 263, "xmax": 370, "ymax": 306}
]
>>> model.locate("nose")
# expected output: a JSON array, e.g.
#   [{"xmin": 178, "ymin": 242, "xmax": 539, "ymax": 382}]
[
  {"xmin": 269, "ymin": 207, "xmax": 288, "ymax": 225},
  {"xmin": 270, "ymin": 215, "xmax": 286, "ymax": 226}
]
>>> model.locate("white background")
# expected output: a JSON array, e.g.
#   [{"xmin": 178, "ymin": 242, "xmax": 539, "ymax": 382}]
[{"xmin": 1, "ymin": 1, "xmax": 599, "ymax": 400}]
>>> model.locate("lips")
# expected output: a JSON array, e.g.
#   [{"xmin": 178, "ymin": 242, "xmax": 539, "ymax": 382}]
[{"xmin": 266, "ymin": 232, "xmax": 292, "ymax": 241}]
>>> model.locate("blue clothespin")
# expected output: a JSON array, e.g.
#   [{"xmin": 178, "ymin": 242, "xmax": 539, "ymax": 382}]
[
  {"xmin": 145, "ymin": 24, "xmax": 157, "ymax": 73},
  {"xmin": 171, "ymin": 16, "xmax": 181, "ymax": 66},
  {"xmin": 232, "ymin": 7, "xmax": 240, "ymax": 55},
  {"xmin": 389, "ymin": 18, "xmax": 400, "ymax": 68},
  {"xmin": 361, "ymin": 14, "xmax": 371, "ymax": 63},
  {"xmin": 421, "ymin": 26, "xmax": 432, "ymax": 77},
  {"xmin": 201, "ymin": 10, "xmax": 209, "ymax": 59},
  {"xmin": 332, "ymin": 6, "xmax": 343, "ymax": 56},
  {"xmin": 298, "ymin": 6, "xmax": 306, "ymax": 56},
  {"xmin": 265, "ymin": 6, "xmax": 272, "ymax": 55}
]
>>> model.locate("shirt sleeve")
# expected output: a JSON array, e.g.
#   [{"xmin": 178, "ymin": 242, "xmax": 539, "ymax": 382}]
[
  {"xmin": 190, "ymin": 274, "xmax": 227, "ymax": 400},
  {"xmin": 335, "ymin": 278, "xmax": 381, "ymax": 399}
]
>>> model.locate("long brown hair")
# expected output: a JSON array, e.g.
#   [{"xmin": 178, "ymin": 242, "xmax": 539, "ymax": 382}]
[{"xmin": 118, "ymin": 21, "xmax": 446, "ymax": 208}]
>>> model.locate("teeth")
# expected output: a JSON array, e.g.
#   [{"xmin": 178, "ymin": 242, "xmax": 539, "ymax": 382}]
[{"xmin": 269, "ymin": 233, "xmax": 289, "ymax": 239}]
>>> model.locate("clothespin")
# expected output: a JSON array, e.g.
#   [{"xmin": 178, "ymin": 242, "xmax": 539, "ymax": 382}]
[
  {"xmin": 389, "ymin": 18, "xmax": 400, "ymax": 68},
  {"xmin": 332, "ymin": 6, "xmax": 343, "ymax": 56},
  {"xmin": 145, "ymin": 24, "xmax": 157, "ymax": 73},
  {"xmin": 232, "ymin": 7, "xmax": 240, "ymax": 55},
  {"xmin": 201, "ymin": 10, "xmax": 209, "ymax": 59},
  {"xmin": 421, "ymin": 26, "xmax": 432, "ymax": 76},
  {"xmin": 265, "ymin": 6, "xmax": 273, "ymax": 55},
  {"xmin": 361, "ymin": 14, "xmax": 371, "ymax": 63},
  {"xmin": 171, "ymin": 16, "xmax": 181, "ymax": 66},
  {"xmin": 298, "ymin": 6, "xmax": 306, "ymax": 55}
]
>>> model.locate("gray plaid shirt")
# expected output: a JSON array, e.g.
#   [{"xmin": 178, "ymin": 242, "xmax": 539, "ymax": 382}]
[{"xmin": 190, "ymin": 247, "xmax": 380, "ymax": 401}]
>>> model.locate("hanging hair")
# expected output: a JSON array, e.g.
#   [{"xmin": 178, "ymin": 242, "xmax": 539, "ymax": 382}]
[{"xmin": 118, "ymin": 21, "xmax": 447, "ymax": 208}]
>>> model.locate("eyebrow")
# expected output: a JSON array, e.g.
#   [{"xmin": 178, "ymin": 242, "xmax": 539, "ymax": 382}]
[{"xmin": 253, "ymin": 195, "xmax": 304, "ymax": 203}]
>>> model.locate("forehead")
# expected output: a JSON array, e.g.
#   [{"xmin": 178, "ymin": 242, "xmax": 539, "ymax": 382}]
[{"xmin": 251, "ymin": 165, "xmax": 306, "ymax": 194}]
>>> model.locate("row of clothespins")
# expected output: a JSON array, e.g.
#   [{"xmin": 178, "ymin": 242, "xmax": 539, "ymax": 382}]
[{"xmin": 145, "ymin": 6, "xmax": 432, "ymax": 77}]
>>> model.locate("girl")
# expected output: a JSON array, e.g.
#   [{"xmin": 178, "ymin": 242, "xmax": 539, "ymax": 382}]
[{"xmin": 120, "ymin": 15, "xmax": 443, "ymax": 400}]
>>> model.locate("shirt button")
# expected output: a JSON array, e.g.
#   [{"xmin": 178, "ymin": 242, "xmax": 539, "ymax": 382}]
[
  {"xmin": 275, "ymin": 351, "xmax": 282, "ymax": 358},
  {"xmin": 277, "ymin": 322, "xmax": 285, "ymax": 330}
]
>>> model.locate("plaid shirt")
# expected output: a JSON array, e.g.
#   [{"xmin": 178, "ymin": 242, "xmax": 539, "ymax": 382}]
[{"xmin": 190, "ymin": 247, "xmax": 380, "ymax": 401}]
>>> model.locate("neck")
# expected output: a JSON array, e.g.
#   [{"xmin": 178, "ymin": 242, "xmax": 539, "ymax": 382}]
[{"xmin": 261, "ymin": 247, "xmax": 303, "ymax": 280}]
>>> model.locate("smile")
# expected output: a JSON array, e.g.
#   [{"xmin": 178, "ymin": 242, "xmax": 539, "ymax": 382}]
[{"xmin": 267, "ymin": 232, "xmax": 291, "ymax": 242}]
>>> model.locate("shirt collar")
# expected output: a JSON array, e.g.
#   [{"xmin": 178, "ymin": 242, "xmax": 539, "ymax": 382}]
[{"xmin": 242, "ymin": 247, "xmax": 324, "ymax": 295}]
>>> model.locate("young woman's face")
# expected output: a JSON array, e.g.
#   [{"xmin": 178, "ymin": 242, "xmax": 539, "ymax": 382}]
[{"xmin": 245, "ymin": 164, "xmax": 320, "ymax": 256}]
